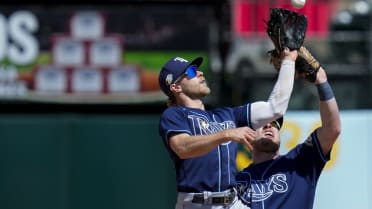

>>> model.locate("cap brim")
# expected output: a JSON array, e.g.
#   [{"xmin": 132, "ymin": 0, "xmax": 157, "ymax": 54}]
[{"xmin": 188, "ymin": 57, "xmax": 203, "ymax": 68}]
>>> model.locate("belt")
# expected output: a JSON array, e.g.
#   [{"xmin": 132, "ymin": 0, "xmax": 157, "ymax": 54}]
[{"xmin": 191, "ymin": 190, "xmax": 236, "ymax": 205}]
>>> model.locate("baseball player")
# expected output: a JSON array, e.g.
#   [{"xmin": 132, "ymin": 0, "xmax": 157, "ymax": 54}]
[
  {"xmin": 235, "ymin": 63, "xmax": 341, "ymax": 209},
  {"xmin": 158, "ymin": 48, "xmax": 298, "ymax": 209}
]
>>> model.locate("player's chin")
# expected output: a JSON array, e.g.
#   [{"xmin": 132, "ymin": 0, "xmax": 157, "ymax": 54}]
[
  {"xmin": 201, "ymin": 86, "xmax": 211, "ymax": 95},
  {"xmin": 253, "ymin": 138, "xmax": 279, "ymax": 153}
]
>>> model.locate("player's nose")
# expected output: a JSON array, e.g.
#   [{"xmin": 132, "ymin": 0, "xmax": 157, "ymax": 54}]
[
  {"xmin": 263, "ymin": 123, "xmax": 273, "ymax": 129},
  {"xmin": 197, "ymin": 71, "xmax": 204, "ymax": 77}
]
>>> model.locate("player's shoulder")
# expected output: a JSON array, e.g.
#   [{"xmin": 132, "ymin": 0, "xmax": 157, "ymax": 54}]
[
  {"xmin": 210, "ymin": 104, "xmax": 250, "ymax": 116},
  {"xmin": 161, "ymin": 106, "xmax": 191, "ymax": 117},
  {"xmin": 162, "ymin": 106, "xmax": 178, "ymax": 113},
  {"xmin": 209, "ymin": 106, "xmax": 235, "ymax": 114},
  {"xmin": 162, "ymin": 106, "xmax": 180, "ymax": 115}
]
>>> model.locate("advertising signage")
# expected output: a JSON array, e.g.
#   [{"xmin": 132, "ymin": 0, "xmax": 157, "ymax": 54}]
[{"xmin": 0, "ymin": 4, "xmax": 211, "ymax": 104}]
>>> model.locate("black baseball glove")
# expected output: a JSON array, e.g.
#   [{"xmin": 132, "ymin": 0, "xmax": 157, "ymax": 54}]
[{"xmin": 266, "ymin": 8, "xmax": 308, "ymax": 52}]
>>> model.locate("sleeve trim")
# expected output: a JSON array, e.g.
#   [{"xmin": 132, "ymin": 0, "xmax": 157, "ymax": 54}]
[
  {"xmin": 165, "ymin": 129, "xmax": 192, "ymax": 145},
  {"xmin": 312, "ymin": 130, "xmax": 329, "ymax": 163}
]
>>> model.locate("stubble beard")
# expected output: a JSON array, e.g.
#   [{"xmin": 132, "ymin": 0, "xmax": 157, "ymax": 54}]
[
  {"xmin": 253, "ymin": 138, "xmax": 280, "ymax": 153},
  {"xmin": 185, "ymin": 84, "xmax": 211, "ymax": 99},
  {"xmin": 200, "ymin": 81, "xmax": 211, "ymax": 96}
]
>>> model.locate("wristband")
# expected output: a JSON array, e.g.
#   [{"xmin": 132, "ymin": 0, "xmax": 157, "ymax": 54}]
[{"xmin": 316, "ymin": 81, "xmax": 334, "ymax": 101}]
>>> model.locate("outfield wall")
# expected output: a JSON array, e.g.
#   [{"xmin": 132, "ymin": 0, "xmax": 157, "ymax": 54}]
[{"xmin": 0, "ymin": 114, "xmax": 175, "ymax": 209}]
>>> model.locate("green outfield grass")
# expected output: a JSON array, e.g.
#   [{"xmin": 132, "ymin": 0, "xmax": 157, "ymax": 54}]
[
  {"xmin": 124, "ymin": 51, "xmax": 209, "ymax": 72},
  {"xmin": 2, "ymin": 50, "xmax": 209, "ymax": 73}
]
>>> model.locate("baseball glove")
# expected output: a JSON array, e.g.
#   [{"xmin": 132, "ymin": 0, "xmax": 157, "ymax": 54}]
[
  {"xmin": 266, "ymin": 8, "xmax": 308, "ymax": 52},
  {"xmin": 268, "ymin": 46, "xmax": 321, "ymax": 82},
  {"xmin": 295, "ymin": 46, "xmax": 321, "ymax": 82}
]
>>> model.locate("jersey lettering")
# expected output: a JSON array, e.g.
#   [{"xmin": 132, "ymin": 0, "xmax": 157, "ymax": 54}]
[
  {"xmin": 188, "ymin": 114, "xmax": 235, "ymax": 135},
  {"xmin": 239, "ymin": 173, "xmax": 288, "ymax": 203}
]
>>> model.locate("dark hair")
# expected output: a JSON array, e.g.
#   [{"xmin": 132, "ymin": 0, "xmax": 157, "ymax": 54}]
[{"xmin": 166, "ymin": 94, "xmax": 177, "ymax": 107}]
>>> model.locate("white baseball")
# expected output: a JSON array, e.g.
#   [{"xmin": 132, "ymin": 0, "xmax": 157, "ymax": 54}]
[{"xmin": 291, "ymin": 0, "xmax": 306, "ymax": 8}]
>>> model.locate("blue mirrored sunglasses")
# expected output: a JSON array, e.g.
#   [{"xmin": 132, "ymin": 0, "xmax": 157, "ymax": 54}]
[{"xmin": 173, "ymin": 65, "xmax": 198, "ymax": 84}]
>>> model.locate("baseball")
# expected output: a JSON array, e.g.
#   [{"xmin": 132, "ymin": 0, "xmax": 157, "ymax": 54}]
[{"xmin": 291, "ymin": 0, "xmax": 306, "ymax": 8}]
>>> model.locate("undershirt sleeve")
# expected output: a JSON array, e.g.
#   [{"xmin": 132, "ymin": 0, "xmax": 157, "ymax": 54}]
[{"xmin": 250, "ymin": 60, "xmax": 295, "ymax": 129}]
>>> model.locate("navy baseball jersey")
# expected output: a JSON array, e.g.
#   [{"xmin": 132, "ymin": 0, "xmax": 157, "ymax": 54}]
[
  {"xmin": 236, "ymin": 131, "xmax": 330, "ymax": 209},
  {"xmin": 159, "ymin": 104, "xmax": 252, "ymax": 193}
]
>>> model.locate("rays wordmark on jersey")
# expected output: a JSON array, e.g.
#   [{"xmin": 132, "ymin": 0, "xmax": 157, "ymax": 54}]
[
  {"xmin": 188, "ymin": 114, "xmax": 235, "ymax": 135},
  {"xmin": 238, "ymin": 173, "xmax": 288, "ymax": 204}
]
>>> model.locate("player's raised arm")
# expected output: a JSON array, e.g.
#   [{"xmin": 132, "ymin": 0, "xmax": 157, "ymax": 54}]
[
  {"xmin": 313, "ymin": 67, "xmax": 341, "ymax": 155},
  {"xmin": 250, "ymin": 49, "xmax": 297, "ymax": 129},
  {"xmin": 250, "ymin": 8, "xmax": 307, "ymax": 129},
  {"xmin": 296, "ymin": 46, "xmax": 341, "ymax": 155}
]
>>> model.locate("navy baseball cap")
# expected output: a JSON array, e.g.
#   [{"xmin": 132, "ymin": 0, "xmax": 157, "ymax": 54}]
[{"xmin": 158, "ymin": 56, "xmax": 203, "ymax": 96}]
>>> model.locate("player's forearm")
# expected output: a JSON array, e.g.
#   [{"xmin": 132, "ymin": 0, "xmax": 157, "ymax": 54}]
[
  {"xmin": 250, "ymin": 60, "xmax": 295, "ymax": 129},
  {"xmin": 316, "ymin": 77, "xmax": 341, "ymax": 154},
  {"xmin": 268, "ymin": 59, "xmax": 295, "ymax": 114},
  {"xmin": 170, "ymin": 132, "xmax": 230, "ymax": 159},
  {"xmin": 317, "ymin": 69, "xmax": 341, "ymax": 135},
  {"xmin": 319, "ymin": 98, "xmax": 341, "ymax": 138}
]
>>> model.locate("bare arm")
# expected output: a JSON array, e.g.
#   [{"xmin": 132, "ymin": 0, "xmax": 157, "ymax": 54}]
[
  {"xmin": 251, "ymin": 49, "xmax": 297, "ymax": 129},
  {"xmin": 169, "ymin": 127, "xmax": 255, "ymax": 159},
  {"xmin": 314, "ymin": 67, "xmax": 341, "ymax": 155}
]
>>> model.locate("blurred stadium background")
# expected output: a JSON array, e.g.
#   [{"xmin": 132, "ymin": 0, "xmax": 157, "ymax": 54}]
[{"xmin": 0, "ymin": 0, "xmax": 371, "ymax": 209}]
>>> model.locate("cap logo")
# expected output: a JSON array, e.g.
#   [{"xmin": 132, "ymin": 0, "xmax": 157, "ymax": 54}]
[
  {"xmin": 174, "ymin": 57, "xmax": 188, "ymax": 63},
  {"xmin": 165, "ymin": 74, "xmax": 173, "ymax": 86}
]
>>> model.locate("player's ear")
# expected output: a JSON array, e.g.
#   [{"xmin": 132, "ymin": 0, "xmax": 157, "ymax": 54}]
[{"xmin": 170, "ymin": 83, "xmax": 182, "ymax": 94}]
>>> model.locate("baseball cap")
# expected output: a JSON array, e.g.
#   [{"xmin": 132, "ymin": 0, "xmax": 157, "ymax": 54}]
[
  {"xmin": 158, "ymin": 56, "xmax": 203, "ymax": 96},
  {"xmin": 272, "ymin": 117, "xmax": 284, "ymax": 130}
]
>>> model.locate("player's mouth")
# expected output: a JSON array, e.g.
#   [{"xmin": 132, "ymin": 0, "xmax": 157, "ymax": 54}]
[{"xmin": 263, "ymin": 130, "xmax": 274, "ymax": 138}]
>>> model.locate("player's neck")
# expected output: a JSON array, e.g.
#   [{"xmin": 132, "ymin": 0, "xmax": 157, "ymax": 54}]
[
  {"xmin": 252, "ymin": 152, "xmax": 279, "ymax": 164},
  {"xmin": 177, "ymin": 95, "xmax": 205, "ymax": 110},
  {"xmin": 181, "ymin": 100, "xmax": 205, "ymax": 110}
]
